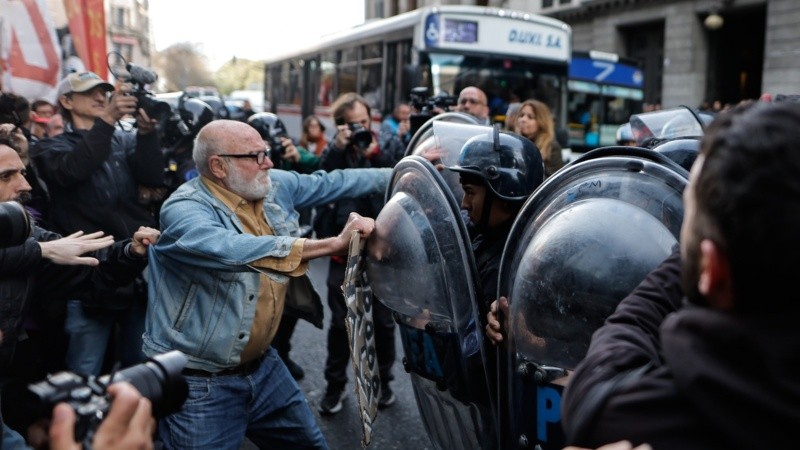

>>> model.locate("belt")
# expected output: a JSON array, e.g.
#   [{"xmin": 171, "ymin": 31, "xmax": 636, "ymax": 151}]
[{"xmin": 182, "ymin": 355, "xmax": 264, "ymax": 378}]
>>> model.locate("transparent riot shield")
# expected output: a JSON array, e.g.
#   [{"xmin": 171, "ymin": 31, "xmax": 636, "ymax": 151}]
[
  {"xmin": 497, "ymin": 147, "xmax": 690, "ymax": 450},
  {"xmin": 365, "ymin": 155, "xmax": 496, "ymax": 450},
  {"xmin": 405, "ymin": 119, "xmax": 494, "ymax": 212}
]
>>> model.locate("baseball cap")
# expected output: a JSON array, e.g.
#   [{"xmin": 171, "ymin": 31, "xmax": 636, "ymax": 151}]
[{"xmin": 56, "ymin": 72, "xmax": 114, "ymax": 97}]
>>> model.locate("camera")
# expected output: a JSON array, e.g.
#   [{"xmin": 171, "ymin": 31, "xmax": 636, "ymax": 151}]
[
  {"xmin": 347, "ymin": 122, "xmax": 373, "ymax": 151},
  {"xmin": 408, "ymin": 86, "xmax": 459, "ymax": 136},
  {"xmin": 28, "ymin": 350, "xmax": 189, "ymax": 443},
  {"xmin": 125, "ymin": 63, "xmax": 172, "ymax": 122},
  {"xmin": 266, "ymin": 133, "xmax": 288, "ymax": 159},
  {"xmin": 0, "ymin": 201, "xmax": 32, "ymax": 248}
]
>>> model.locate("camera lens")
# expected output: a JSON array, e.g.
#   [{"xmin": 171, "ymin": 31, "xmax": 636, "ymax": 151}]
[
  {"xmin": 0, "ymin": 201, "xmax": 32, "ymax": 249},
  {"xmin": 348, "ymin": 123, "xmax": 373, "ymax": 150},
  {"xmin": 106, "ymin": 350, "xmax": 188, "ymax": 418}
]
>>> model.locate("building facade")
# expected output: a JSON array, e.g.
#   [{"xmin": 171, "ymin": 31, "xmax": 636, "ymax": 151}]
[
  {"xmin": 368, "ymin": 0, "xmax": 799, "ymax": 108},
  {"xmin": 45, "ymin": 0, "xmax": 152, "ymax": 77}
]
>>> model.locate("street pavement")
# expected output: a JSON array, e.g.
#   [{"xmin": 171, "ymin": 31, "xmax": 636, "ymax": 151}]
[{"xmin": 244, "ymin": 256, "xmax": 434, "ymax": 450}]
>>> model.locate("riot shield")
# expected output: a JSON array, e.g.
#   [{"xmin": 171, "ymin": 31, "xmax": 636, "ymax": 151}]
[
  {"xmin": 497, "ymin": 147, "xmax": 689, "ymax": 450},
  {"xmin": 405, "ymin": 120, "xmax": 495, "ymax": 211},
  {"xmin": 365, "ymin": 155, "xmax": 497, "ymax": 450}
]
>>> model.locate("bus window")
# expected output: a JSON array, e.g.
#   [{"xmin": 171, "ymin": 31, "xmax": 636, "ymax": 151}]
[
  {"xmin": 339, "ymin": 47, "xmax": 358, "ymax": 97},
  {"xmin": 361, "ymin": 43, "xmax": 383, "ymax": 113}
]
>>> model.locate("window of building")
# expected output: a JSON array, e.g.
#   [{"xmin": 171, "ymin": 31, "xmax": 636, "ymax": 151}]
[
  {"xmin": 542, "ymin": 0, "xmax": 554, "ymax": 7},
  {"xmin": 113, "ymin": 7, "xmax": 129, "ymax": 27}
]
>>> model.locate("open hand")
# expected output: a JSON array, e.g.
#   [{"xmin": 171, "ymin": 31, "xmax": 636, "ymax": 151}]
[{"xmin": 38, "ymin": 231, "xmax": 114, "ymax": 266}]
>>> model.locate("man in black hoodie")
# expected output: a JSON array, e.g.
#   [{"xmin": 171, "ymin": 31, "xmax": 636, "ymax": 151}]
[{"xmin": 559, "ymin": 102, "xmax": 800, "ymax": 449}]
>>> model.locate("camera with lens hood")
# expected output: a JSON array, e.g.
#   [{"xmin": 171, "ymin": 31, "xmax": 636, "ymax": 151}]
[
  {"xmin": 28, "ymin": 350, "xmax": 189, "ymax": 444},
  {"xmin": 347, "ymin": 122, "xmax": 373, "ymax": 151}
]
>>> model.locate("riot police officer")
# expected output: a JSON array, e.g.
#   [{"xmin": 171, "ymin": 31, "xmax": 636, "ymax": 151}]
[{"xmin": 448, "ymin": 126, "xmax": 544, "ymax": 316}]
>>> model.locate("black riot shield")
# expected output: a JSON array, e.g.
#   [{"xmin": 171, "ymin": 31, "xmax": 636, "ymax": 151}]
[
  {"xmin": 497, "ymin": 146, "xmax": 690, "ymax": 450},
  {"xmin": 365, "ymin": 155, "xmax": 497, "ymax": 450}
]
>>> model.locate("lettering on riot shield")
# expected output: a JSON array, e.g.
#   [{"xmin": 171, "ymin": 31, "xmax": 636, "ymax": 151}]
[
  {"xmin": 537, "ymin": 385, "xmax": 563, "ymax": 444},
  {"xmin": 398, "ymin": 322, "xmax": 446, "ymax": 381}
]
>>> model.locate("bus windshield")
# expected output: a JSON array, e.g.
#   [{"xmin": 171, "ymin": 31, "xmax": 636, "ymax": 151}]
[{"xmin": 426, "ymin": 52, "xmax": 565, "ymax": 124}]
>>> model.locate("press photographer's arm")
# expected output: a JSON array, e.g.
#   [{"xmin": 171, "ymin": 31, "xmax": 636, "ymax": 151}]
[{"xmin": 48, "ymin": 382, "xmax": 155, "ymax": 450}]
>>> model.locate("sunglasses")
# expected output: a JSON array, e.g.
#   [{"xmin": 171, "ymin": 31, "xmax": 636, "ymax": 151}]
[{"xmin": 217, "ymin": 147, "xmax": 272, "ymax": 165}]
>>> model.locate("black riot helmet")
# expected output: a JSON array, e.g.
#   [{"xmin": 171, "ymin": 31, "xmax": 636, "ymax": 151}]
[
  {"xmin": 162, "ymin": 98, "xmax": 214, "ymax": 148},
  {"xmin": 179, "ymin": 98, "xmax": 214, "ymax": 136},
  {"xmin": 448, "ymin": 126, "xmax": 544, "ymax": 202},
  {"xmin": 247, "ymin": 112, "xmax": 287, "ymax": 141},
  {"xmin": 651, "ymin": 137, "xmax": 700, "ymax": 172}
]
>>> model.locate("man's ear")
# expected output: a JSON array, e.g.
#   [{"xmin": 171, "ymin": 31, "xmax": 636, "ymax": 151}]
[
  {"xmin": 698, "ymin": 239, "xmax": 734, "ymax": 311},
  {"xmin": 57, "ymin": 95, "xmax": 72, "ymax": 111},
  {"xmin": 209, "ymin": 156, "xmax": 227, "ymax": 180}
]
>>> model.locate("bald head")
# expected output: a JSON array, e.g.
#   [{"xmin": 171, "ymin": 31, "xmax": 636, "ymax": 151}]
[{"xmin": 193, "ymin": 119, "xmax": 263, "ymax": 177}]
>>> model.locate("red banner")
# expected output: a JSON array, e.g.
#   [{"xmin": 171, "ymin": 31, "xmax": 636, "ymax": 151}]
[
  {"xmin": 0, "ymin": 0, "xmax": 62, "ymax": 101},
  {"xmin": 63, "ymin": 0, "xmax": 107, "ymax": 79}
]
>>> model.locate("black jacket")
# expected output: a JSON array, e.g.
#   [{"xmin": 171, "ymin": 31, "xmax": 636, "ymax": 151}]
[
  {"xmin": 0, "ymin": 226, "xmax": 147, "ymax": 373},
  {"xmin": 319, "ymin": 136, "xmax": 398, "ymax": 235},
  {"xmin": 30, "ymin": 119, "xmax": 163, "ymax": 237},
  {"xmin": 561, "ymin": 246, "xmax": 800, "ymax": 450}
]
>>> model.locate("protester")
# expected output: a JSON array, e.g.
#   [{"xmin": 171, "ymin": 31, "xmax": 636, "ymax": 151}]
[
  {"xmin": 30, "ymin": 71, "xmax": 164, "ymax": 376},
  {"xmin": 299, "ymin": 115, "xmax": 328, "ymax": 157},
  {"xmin": 317, "ymin": 92, "xmax": 400, "ymax": 416},
  {"xmin": 515, "ymin": 99, "xmax": 564, "ymax": 178},
  {"xmin": 456, "ymin": 86, "xmax": 490, "ymax": 125},
  {"xmin": 29, "ymin": 99, "xmax": 55, "ymax": 142},
  {"xmin": 143, "ymin": 119, "xmax": 395, "ymax": 449},
  {"xmin": 559, "ymin": 102, "xmax": 800, "ymax": 449},
  {"xmin": 0, "ymin": 137, "xmax": 159, "ymax": 449}
]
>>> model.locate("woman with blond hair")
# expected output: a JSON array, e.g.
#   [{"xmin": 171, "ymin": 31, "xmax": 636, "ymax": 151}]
[{"xmin": 515, "ymin": 99, "xmax": 565, "ymax": 178}]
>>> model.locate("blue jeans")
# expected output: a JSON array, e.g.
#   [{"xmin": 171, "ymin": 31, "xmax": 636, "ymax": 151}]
[
  {"xmin": 158, "ymin": 347, "xmax": 327, "ymax": 450},
  {"xmin": 64, "ymin": 299, "xmax": 146, "ymax": 375}
]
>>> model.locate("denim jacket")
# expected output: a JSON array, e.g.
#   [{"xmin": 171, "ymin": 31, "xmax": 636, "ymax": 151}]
[{"xmin": 143, "ymin": 167, "xmax": 391, "ymax": 371}]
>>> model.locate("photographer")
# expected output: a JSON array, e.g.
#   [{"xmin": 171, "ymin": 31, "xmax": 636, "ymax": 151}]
[
  {"xmin": 29, "ymin": 71, "xmax": 164, "ymax": 377},
  {"xmin": 316, "ymin": 93, "xmax": 400, "ymax": 415}
]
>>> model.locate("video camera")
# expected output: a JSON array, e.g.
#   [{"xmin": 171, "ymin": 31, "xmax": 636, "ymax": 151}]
[
  {"xmin": 408, "ymin": 86, "xmax": 458, "ymax": 137},
  {"xmin": 28, "ymin": 350, "xmax": 189, "ymax": 444},
  {"xmin": 0, "ymin": 201, "xmax": 32, "ymax": 248},
  {"xmin": 121, "ymin": 62, "xmax": 172, "ymax": 122}
]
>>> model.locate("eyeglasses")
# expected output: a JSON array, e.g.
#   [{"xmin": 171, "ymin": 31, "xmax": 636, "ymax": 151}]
[
  {"xmin": 459, "ymin": 98, "xmax": 483, "ymax": 106},
  {"xmin": 217, "ymin": 148, "xmax": 272, "ymax": 165}
]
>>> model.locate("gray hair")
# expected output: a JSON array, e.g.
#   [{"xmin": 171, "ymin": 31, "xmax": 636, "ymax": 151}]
[{"xmin": 192, "ymin": 126, "xmax": 216, "ymax": 177}]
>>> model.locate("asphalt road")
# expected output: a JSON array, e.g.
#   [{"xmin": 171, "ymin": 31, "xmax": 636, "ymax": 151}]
[{"xmin": 244, "ymin": 256, "xmax": 434, "ymax": 450}]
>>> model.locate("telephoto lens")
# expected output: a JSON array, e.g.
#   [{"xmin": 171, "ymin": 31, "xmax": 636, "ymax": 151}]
[
  {"xmin": 102, "ymin": 350, "xmax": 189, "ymax": 418},
  {"xmin": 348, "ymin": 123, "xmax": 373, "ymax": 150},
  {"xmin": 0, "ymin": 201, "xmax": 32, "ymax": 248}
]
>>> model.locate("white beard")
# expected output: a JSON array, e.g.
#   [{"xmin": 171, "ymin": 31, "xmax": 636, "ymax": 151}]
[{"xmin": 226, "ymin": 167, "xmax": 271, "ymax": 200}]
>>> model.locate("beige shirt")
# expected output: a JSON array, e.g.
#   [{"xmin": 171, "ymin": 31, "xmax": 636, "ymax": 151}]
[{"xmin": 202, "ymin": 177, "xmax": 308, "ymax": 363}]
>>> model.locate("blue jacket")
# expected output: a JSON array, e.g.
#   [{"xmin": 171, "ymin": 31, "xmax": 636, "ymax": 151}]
[{"xmin": 143, "ymin": 167, "xmax": 391, "ymax": 371}]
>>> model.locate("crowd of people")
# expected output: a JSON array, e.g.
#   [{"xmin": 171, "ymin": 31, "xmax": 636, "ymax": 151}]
[{"xmin": 2, "ymin": 68, "xmax": 798, "ymax": 450}]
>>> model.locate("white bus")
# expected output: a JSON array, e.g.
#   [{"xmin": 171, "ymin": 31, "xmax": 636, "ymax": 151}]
[{"xmin": 263, "ymin": 5, "xmax": 572, "ymax": 139}]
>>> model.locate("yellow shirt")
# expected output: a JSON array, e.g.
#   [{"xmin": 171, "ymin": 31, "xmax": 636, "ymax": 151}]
[{"xmin": 202, "ymin": 176, "xmax": 308, "ymax": 363}]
